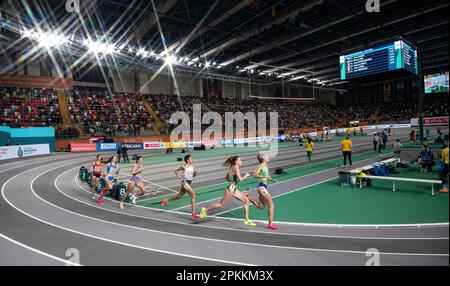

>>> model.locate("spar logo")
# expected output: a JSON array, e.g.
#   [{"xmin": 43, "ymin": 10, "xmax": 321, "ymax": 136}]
[
  {"xmin": 144, "ymin": 142, "xmax": 163, "ymax": 149},
  {"xmin": 17, "ymin": 146, "xmax": 23, "ymax": 158}
]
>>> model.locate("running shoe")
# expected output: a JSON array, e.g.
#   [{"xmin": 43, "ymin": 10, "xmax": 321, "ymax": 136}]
[
  {"xmin": 92, "ymin": 195, "xmax": 97, "ymax": 201},
  {"xmin": 132, "ymin": 196, "xmax": 137, "ymax": 205},
  {"xmin": 191, "ymin": 213, "xmax": 200, "ymax": 220},
  {"xmin": 199, "ymin": 207, "xmax": 207, "ymax": 219},
  {"xmin": 100, "ymin": 188, "xmax": 106, "ymax": 196},
  {"xmin": 161, "ymin": 198, "xmax": 168, "ymax": 208},
  {"xmin": 97, "ymin": 197, "xmax": 103, "ymax": 206},
  {"xmin": 267, "ymin": 224, "xmax": 280, "ymax": 230},
  {"xmin": 244, "ymin": 220, "xmax": 256, "ymax": 226}
]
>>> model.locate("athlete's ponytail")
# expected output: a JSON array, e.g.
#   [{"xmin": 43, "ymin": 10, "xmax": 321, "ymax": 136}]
[
  {"xmin": 257, "ymin": 154, "xmax": 265, "ymax": 164},
  {"xmin": 223, "ymin": 156, "xmax": 239, "ymax": 167}
]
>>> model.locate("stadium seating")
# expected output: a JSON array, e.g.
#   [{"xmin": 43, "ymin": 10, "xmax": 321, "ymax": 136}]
[
  {"xmin": 0, "ymin": 87, "xmax": 62, "ymax": 127},
  {"xmin": 67, "ymin": 89, "xmax": 154, "ymax": 136},
  {"xmin": 1, "ymin": 87, "xmax": 447, "ymax": 136}
]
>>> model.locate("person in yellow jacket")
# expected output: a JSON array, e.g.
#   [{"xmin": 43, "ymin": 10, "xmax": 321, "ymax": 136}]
[
  {"xmin": 341, "ymin": 136, "xmax": 353, "ymax": 167},
  {"xmin": 440, "ymin": 141, "xmax": 449, "ymax": 193},
  {"xmin": 305, "ymin": 137, "xmax": 314, "ymax": 163}
]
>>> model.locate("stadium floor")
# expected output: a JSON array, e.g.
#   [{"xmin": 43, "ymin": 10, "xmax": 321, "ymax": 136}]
[{"xmin": 0, "ymin": 132, "xmax": 448, "ymax": 266}]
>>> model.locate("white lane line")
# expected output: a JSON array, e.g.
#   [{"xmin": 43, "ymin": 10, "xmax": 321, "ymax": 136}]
[
  {"xmin": 1, "ymin": 162, "xmax": 253, "ymax": 266},
  {"xmin": 135, "ymin": 143, "xmax": 390, "ymax": 190},
  {"xmin": 26, "ymin": 168, "xmax": 445, "ymax": 257},
  {"xmin": 70, "ymin": 168, "xmax": 449, "ymax": 240},
  {"xmin": 172, "ymin": 153, "xmax": 389, "ymax": 212},
  {"xmin": 213, "ymin": 176, "xmax": 337, "ymax": 217},
  {"xmin": 0, "ymin": 232, "xmax": 81, "ymax": 266},
  {"xmin": 137, "ymin": 147, "xmax": 388, "ymax": 203}
]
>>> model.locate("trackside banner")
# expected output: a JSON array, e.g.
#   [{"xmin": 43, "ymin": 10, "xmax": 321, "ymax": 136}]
[
  {"xmin": 143, "ymin": 142, "xmax": 164, "ymax": 149},
  {"xmin": 121, "ymin": 143, "xmax": 143, "ymax": 150},
  {"xmin": 411, "ymin": 117, "xmax": 449, "ymax": 127},
  {"xmin": 96, "ymin": 143, "xmax": 120, "ymax": 151},
  {"xmin": 0, "ymin": 144, "xmax": 50, "ymax": 160},
  {"xmin": 70, "ymin": 142, "xmax": 97, "ymax": 152}
]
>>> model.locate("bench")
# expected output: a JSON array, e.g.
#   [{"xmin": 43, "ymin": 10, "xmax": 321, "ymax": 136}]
[
  {"xmin": 360, "ymin": 175, "xmax": 442, "ymax": 196},
  {"xmin": 348, "ymin": 157, "xmax": 400, "ymax": 175}
]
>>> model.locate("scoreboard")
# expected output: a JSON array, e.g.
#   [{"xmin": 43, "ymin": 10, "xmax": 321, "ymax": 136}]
[{"xmin": 340, "ymin": 40, "xmax": 418, "ymax": 80}]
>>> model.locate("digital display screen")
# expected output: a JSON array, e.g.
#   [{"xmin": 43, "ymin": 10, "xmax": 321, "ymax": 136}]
[
  {"xmin": 424, "ymin": 72, "xmax": 449, "ymax": 94},
  {"xmin": 340, "ymin": 40, "xmax": 418, "ymax": 80}
]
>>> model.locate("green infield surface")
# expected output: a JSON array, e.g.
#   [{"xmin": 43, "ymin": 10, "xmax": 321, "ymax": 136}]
[{"xmin": 136, "ymin": 143, "xmax": 449, "ymax": 225}]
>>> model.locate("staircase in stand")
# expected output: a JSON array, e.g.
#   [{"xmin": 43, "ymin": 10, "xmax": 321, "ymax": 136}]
[{"xmin": 57, "ymin": 90, "xmax": 71, "ymax": 128}]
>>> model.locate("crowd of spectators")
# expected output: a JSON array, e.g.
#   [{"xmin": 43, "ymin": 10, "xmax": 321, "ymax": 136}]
[
  {"xmin": 0, "ymin": 87, "xmax": 62, "ymax": 127},
  {"xmin": 206, "ymin": 97, "xmax": 340, "ymax": 129},
  {"xmin": 346, "ymin": 106, "xmax": 373, "ymax": 122},
  {"xmin": 146, "ymin": 94, "xmax": 209, "ymax": 132},
  {"xmin": 424, "ymin": 95, "xmax": 449, "ymax": 117},
  {"xmin": 377, "ymin": 101, "xmax": 418, "ymax": 123},
  {"xmin": 67, "ymin": 89, "xmax": 153, "ymax": 136},
  {"xmin": 1, "ymin": 87, "xmax": 448, "ymax": 136}
]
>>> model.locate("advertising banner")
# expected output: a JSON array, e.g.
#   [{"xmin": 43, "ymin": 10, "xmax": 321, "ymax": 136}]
[
  {"xmin": 0, "ymin": 144, "xmax": 50, "ymax": 160},
  {"xmin": 186, "ymin": 141, "xmax": 202, "ymax": 148},
  {"xmin": 163, "ymin": 142, "xmax": 187, "ymax": 149},
  {"xmin": 70, "ymin": 142, "xmax": 97, "ymax": 153},
  {"xmin": 143, "ymin": 142, "xmax": 164, "ymax": 149},
  {"xmin": 96, "ymin": 143, "xmax": 120, "ymax": 151},
  {"xmin": 423, "ymin": 117, "xmax": 449, "ymax": 126},
  {"xmin": 121, "ymin": 143, "xmax": 143, "ymax": 150}
]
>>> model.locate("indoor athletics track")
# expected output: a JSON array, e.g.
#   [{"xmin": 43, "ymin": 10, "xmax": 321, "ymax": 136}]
[{"xmin": 1, "ymin": 133, "xmax": 448, "ymax": 266}]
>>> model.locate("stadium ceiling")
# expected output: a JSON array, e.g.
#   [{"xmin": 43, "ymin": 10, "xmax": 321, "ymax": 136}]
[{"xmin": 0, "ymin": 0, "xmax": 448, "ymax": 87}]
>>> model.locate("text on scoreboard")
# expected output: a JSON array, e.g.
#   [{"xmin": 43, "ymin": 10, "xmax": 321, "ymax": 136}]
[{"xmin": 340, "ymin": 40, "xmax": 418, "ymax": 80}]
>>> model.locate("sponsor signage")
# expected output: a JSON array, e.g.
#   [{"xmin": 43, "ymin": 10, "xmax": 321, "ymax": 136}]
[
  {"xmin": 164, "ymin": 142, "xmax": 187, "ymax": 149},
  {"xmin": 143, "ymin": 142, "xmax": 164, "ymax": 149},
  {"xmin": 0, "ymin": 144, "xmax": 50, "ymax": 160},
  {"xmin": 121, "ymin": 143, "xmax": 143, "ymax": 150},
  {"xmin": 97, "ymin": 143, "xmax": 120, "ymax": 151},
  {"xmin": 423, "ymin": 117, "xmax": 449, "ymax": 126},
  {"xmin": 186, "ymin": 141, "xmax": 202, "ymax": 148},
  {"xmin": 70, "ymin": 142, "xmax": 97, "ymax": 152}
]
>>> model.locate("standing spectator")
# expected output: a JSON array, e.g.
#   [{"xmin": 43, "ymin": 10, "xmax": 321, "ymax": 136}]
[
  {"xmin": 305, "ymin": 137, "xmax": 314, "ymax": 163},
  {"xmin": 418, "ymin": 144, "xmax": 433, "ymax": 173},
  {"xmin": 382, "ymin": 131, "xmax": 388, "ymax": 150},
  {"xmin": 410, "ymin": 130, "xmax": 417, "ymax": 144},
  {"xmin": 376, "ymin": 133, "xmax": 383, "ymax": 154},
  {"xmin": 440, "ymin": 141, "xmax": 448, "ymax": 193},
  {"xmin": 372, "ymin": 133, "xmax": 378, "ymax": 152},
  {"xmin": 341, "ymin": 136, "xmax": 353, "ymax": 168},
  {"xmin": 117, "ymin": 145, "xmax": 122, "ymax": 163},
  {"xmin": 393, "ymin": 139, "xmax": 402, "ymax": 158},
  {"xmin": 121, "ymin": 144, "xmax": 129, "ymax": 163}
]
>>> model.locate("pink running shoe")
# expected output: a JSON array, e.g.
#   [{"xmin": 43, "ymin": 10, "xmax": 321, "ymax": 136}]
[
  {"xmin": 267, "ymin": 224, "xmax": 280, "ymax": 230},
  {"xmin": 161, "ymin": 198, "xmax": 168, "ymax": 208},
  {"xmin": 97, "ymin": 197, "xmax": 103, "ymax": 206},
  {"xmin": 100, "ymin": 188, "xmax": 106, "ymax": 197},
  {"xmin": 191, "ymin": 213, "xmax": 200, "ymax": 220}
]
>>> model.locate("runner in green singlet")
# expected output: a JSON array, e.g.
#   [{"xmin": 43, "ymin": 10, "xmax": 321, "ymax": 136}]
[
  {"xmin": 199, "ymin": 156, "xmax": 256, "ymax": 226},
  {"xmin": 246, "ymin": 153, "xmax": 280, "ymax": 230}
]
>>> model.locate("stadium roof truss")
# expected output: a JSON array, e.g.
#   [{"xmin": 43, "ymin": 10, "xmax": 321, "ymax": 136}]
[{"xmin": 0, "ymin": 0, "xmax": 448, "ymax": 88}]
